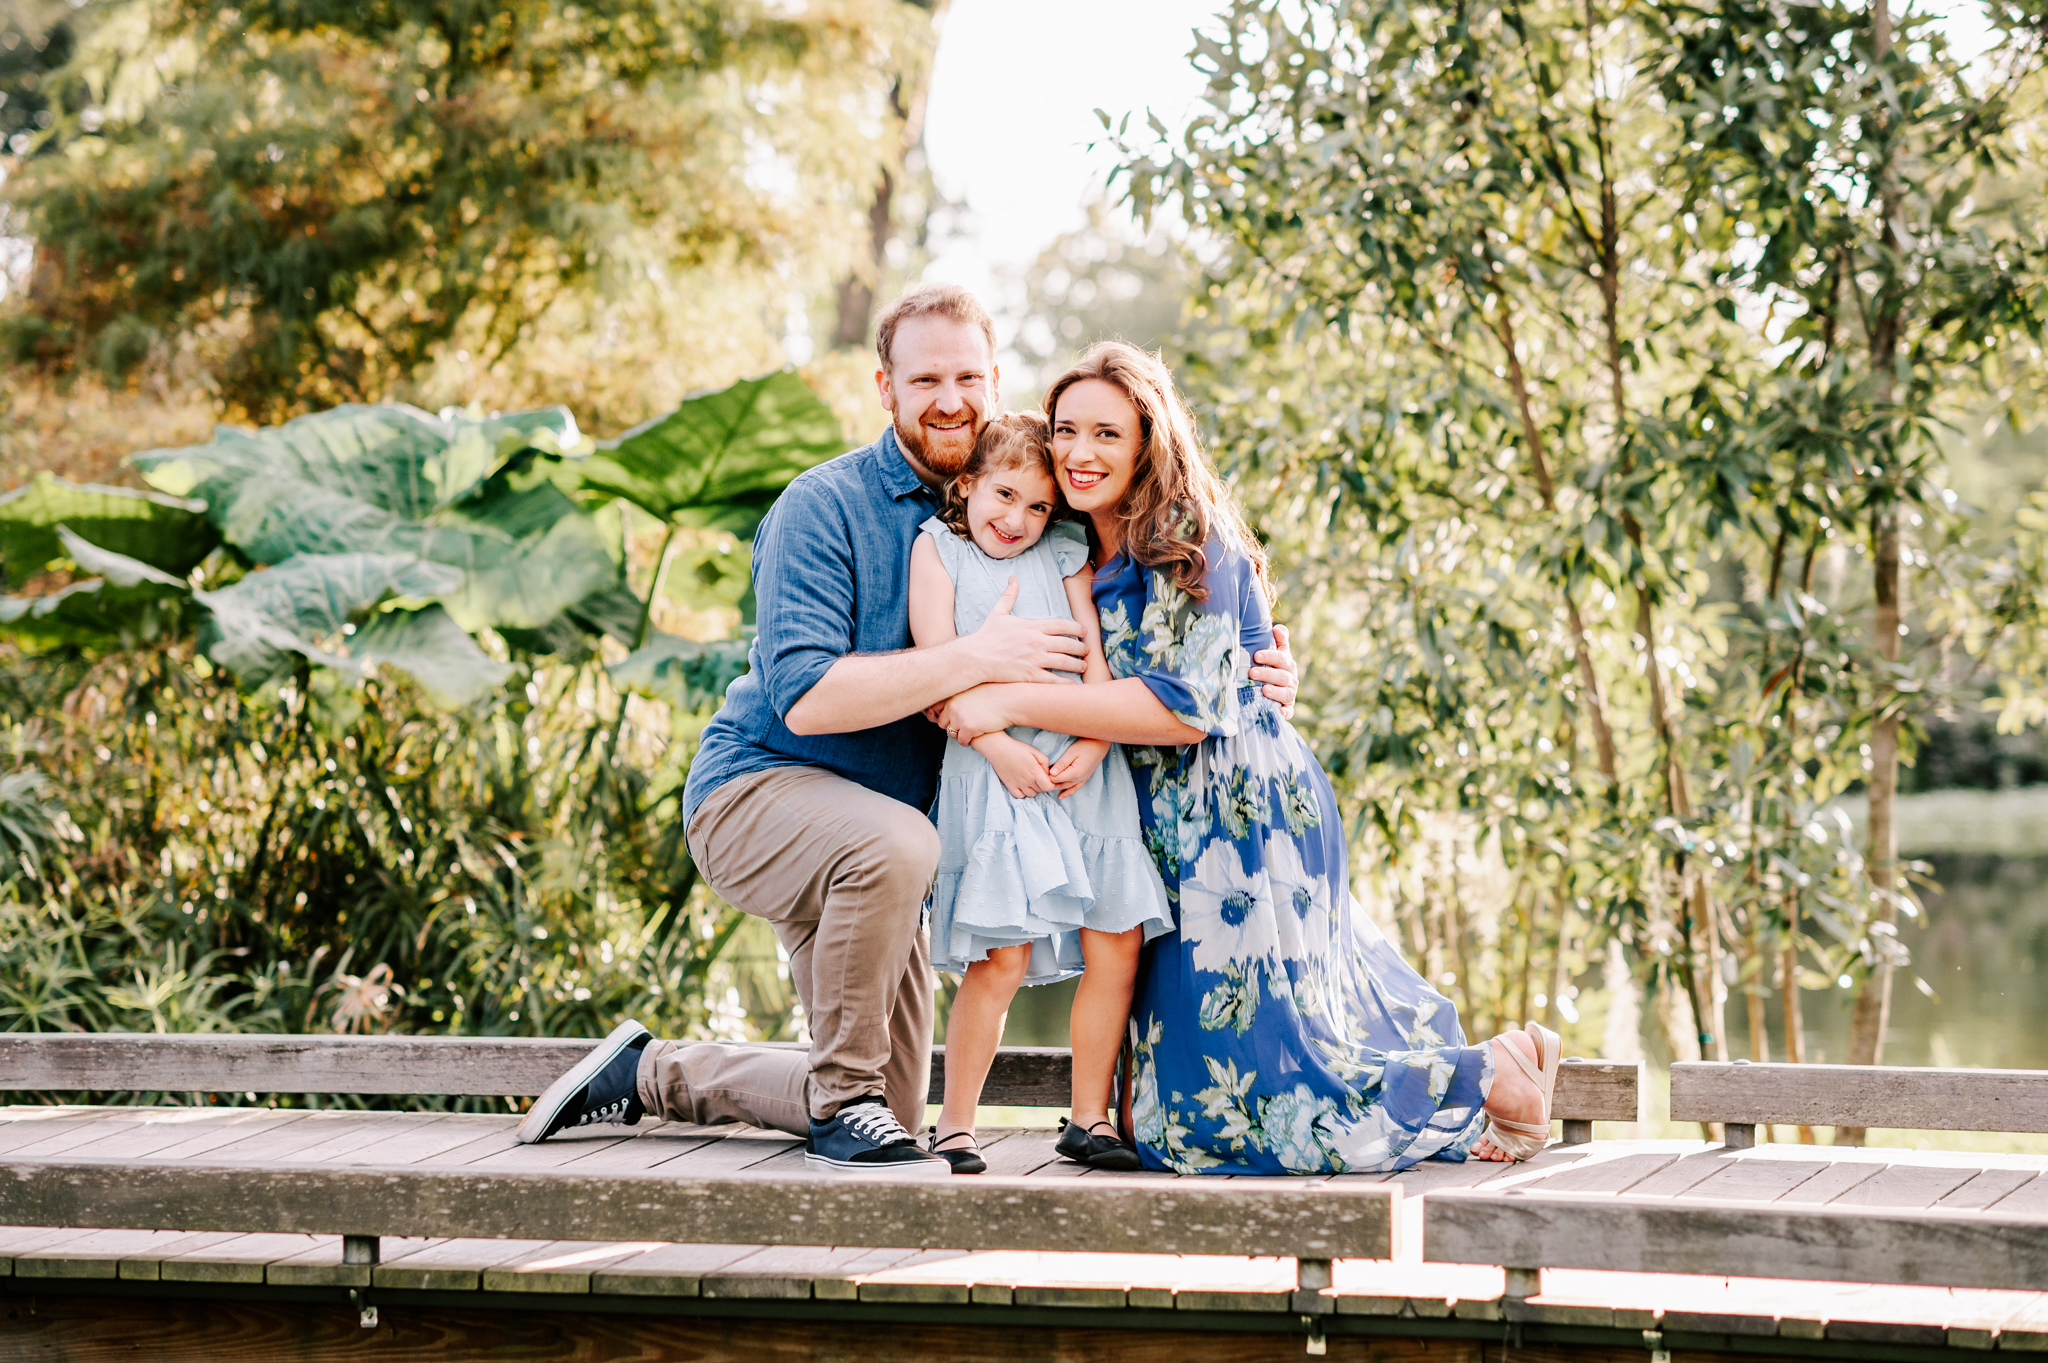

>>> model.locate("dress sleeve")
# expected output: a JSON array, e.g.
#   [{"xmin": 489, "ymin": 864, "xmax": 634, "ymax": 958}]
[
  {"xmin": 1119, "ymin": 541, "xmax": 1252, "ymax": 738},
  {"xmin": 1045, "ymin": 519, "xmax": 1091, "ymax": 577}
]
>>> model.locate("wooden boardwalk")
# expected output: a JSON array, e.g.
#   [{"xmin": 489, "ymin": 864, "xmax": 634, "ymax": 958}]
[{"xmin": 5, "ymin": 1102, "xmax": 2048, "ymax": 1358}]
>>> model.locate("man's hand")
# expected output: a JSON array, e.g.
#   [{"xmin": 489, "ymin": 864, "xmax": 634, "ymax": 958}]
[
  {"xmin": 978, "ymin": 732, "xmax": 1057, "ymax": 799},
  {"xmin": 933, "ymin": 686, "xmax": 1010, "ymax": 747},
  {"xmin": 1250, "ymin": 622, "xmax": 1298, "ymax": 719},
  {"xmin": 966, "ymin": 578, "xmax": 1088, "ymax": 683},
  {"xmin": 1049, "ymin": 738, "xmax": 1110, "ymax": 798}
]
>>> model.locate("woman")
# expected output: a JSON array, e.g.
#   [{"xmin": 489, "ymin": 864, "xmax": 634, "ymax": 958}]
[{"xmin": 934, "ymin": 342, "xmax": 1556, "ymax": 1173}]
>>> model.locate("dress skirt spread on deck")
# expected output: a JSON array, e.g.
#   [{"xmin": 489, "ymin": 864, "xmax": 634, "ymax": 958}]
[
  {"xmin": 922, "ymin": 516, "xmax": 1172, "ymax": 985},
  {"xmin": 1092, "ymin": 537, "xmax": 1495, "ymax": 1174}
]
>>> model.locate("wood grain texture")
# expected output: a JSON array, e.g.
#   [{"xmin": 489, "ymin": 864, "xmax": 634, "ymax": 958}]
[
  {"xmin": 0, "ymin": 1036, "xmax": 1638, "ymax": 1116},
  {"xmin": 0, "ymin": 1157, "xmax": 1396, "ymax": 1259},
  {"xmin": 1672, "ymin": 1061, "xmax": 2048, "ymax": 1133},
  {"xmin": 0, "ymin": 1293, "xmax": 1877, "ymax": 1363},
  {"xmin": 1424, "ymin": 1189, "xmax": 2048, "ymax": 1290}
]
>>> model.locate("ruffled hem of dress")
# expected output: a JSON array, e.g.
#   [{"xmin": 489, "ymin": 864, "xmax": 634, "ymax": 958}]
[{"xmin": 930, "ymin": 829, "xmax": 1171, "ymax": 982}]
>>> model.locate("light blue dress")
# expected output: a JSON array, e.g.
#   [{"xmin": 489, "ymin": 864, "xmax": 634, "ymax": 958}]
[
  {"xmin": 1094, "ymin": 535, "xmax": 1494, "ymax": 1174},
  {"xmin": 923, "ymin": 516, "xmax": 1172, "ymax": 984}
]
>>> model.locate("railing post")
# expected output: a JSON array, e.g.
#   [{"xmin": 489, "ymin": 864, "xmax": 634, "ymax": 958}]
[
  {"xmin": 1504, "ymin": 1266, "xmax": 1540, "ymax": 1302},
  {"xmin": 1722, "ymin": 1123, "xmax": 1756, "ymax": 1150},
  {"xmin": 1561, "ymin": 1119, "xmax": 1593, "ymax": 1144},
  {"xmin": 1293, "ymin": 1256, "xmax": 1333, "ymax": 1314},
  {"xmin": 343, "ymin": 1234, "xmax": 379, "ymax": 1266}
]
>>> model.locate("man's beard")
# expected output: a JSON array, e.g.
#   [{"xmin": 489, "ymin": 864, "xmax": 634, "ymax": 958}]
[{"xmin": 894, "ymin": 407, "xmax": 982, "ymax": 479}]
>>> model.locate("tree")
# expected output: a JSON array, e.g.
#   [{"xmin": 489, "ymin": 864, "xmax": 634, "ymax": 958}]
[
  {"xmin": 1, "ymin": 0, "xmax": 934, "ymax": 428},
  {"xmin": 1119, "ymin": 0, "xmax": 2048, "ymax": 1084}
]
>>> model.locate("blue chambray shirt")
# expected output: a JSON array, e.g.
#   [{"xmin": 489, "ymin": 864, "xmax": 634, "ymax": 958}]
[{"xmin": 684, "ymin": 425, "xmax": 946, "ymax": 825}]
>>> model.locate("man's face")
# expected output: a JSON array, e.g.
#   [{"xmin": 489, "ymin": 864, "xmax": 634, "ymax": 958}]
[{"xmin": 877, "ymin": 315, "xmax": 999, "ymax": 482}]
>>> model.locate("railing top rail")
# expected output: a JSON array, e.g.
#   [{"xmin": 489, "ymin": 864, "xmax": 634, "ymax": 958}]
[{"xmin": 1671, "ymin": 1060, "xmax": 2048, "ymax": 1134}]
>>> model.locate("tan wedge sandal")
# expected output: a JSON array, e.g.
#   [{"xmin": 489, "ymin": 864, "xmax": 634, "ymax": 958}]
[{"xmin": 1480, "ymin": 1021, "xmax": 1562, "ymax": 1161}]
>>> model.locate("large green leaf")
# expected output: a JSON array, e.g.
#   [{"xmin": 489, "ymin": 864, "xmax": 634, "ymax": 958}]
[
  {"xmin": 193, "ymin": 553, "xmax": 461, "ymax": 687},
  {"xmin": 608, "ymin": 632, "xmax": 752, "ymax": 710},
  {"xmin": 0, "ymin": 474, "xmax": 216, "ymax": 587},
  {"xmin": 577, "ymin": 370, "xmax": 845, "ymax": 534},
  {"xmin": 134, "ymin": 404, "xmax": 583, "ymax": 520},
  {"xmin": 0, "ymin": 529, "xmax": 196, "ymax": 650},
  {"xmin": 353, "ymin": 605, "xmax": 514, "ymax": 706}
]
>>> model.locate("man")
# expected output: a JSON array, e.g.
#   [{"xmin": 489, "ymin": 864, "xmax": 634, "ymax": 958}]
[{"xmin": 517, "ymin": 283, "xmax": 1296, "ymax": 1176}]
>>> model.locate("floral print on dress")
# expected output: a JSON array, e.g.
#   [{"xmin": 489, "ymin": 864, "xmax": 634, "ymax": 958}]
[{"xmin": 1094, "ymin": 534, "xmax": 1495, "ymax": 1175}]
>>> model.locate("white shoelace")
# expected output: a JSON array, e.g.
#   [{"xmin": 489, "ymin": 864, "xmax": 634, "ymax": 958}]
[
  {"xmin": 839, "ymin": 1103, "xmax": 913, "ymax": 1146},
  {"xmin": 576, "ymin": 1095, "xmax": 633, "ymax": 1126}
]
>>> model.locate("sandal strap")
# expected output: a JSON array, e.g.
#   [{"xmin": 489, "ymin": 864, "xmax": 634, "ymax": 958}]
[
  {"xmin": 1486, "ymin": 1115, "xmax": 1551, "ymax": 1138},
  {"xmin": 929, "ymin": 1129, "xmax": 979, "ymax": 1151},
  {"xmin": 1495, "ymin": 1035, "xmax": 1544, "ymax": 1088}
]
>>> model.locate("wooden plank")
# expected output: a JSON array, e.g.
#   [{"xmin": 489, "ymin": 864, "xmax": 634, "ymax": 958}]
[
  {"xmin": 374, "ymin": 1236, "xmax": 552, "ymax": 1290},
  {"xmin": 1773, "ymin": 1161, "xmax": 1887, "ymax": 1204},
  {"xmin": 0, "ymin": 1036, "xmax": 1637, "ymax": 1117},
  {"xmin": 591, "ymin": 1242, "xmax": 765, "ymax": 1296},
  {"xmin": 1987, "ymin": 1173, "xmax": 2048, "ymax": 1216},
  {"xmin": 264, "ymin": 1234, "xmax": 385, "ymax": 1287},
  {"xmin": 531, "ymin": 1129, "xmax": 724, "ymax": 1175},
  {"xmin": 0, "ymin": 1157, "xmax": 1398, "ymax": 1258},
  {"xmin": 0, "ymin": 1107, "xmax": 110, "ymax": 1155},
  {"xmin": 965, "ymin": 1129, "xmax": 1061, "ymax": 1178},
  {"xmin": 1671, "ymin": 1156, "xmax": 1829, "ymax": 1203},
  {"xmin": 1937, "ymin": 1168, "xmax": 2038, "ymax": 1210},
  {"xmin": 1500, "ymin": 1151, "xmax": 1677, "ymax": 1195},
  {"xmin": 1827, "ymin": 1164, "xmax": 1978, "ymax": 1208},
  {"xmin": 1672, "ymin": 1061, "xmax": 2048, "ymax": 1133},
  {"xmin": 159, "ymin": 1231, "xmax": 325, "ymax": 1284},
  {"xmin": 12, "ymin": 1228, "xmax": 214, "ymax": 1280},
  {"xmin": 644, "ymin": 1129, "xmax": 804, "ymax": 1175},
  {"xmin": 1615, "ymin": 1150, "xmax": 1734, "ymax": 1198},
  {"xmin": 1425, "ymin": 1189, "xmax": 2048, "ymax": 1291},
  {"xmin": 479, "ymin": 1239, "xmax": 667, "ymax": 1294},
  {"xmin": 705, "ymin": 1245, "xmax": 921, "ymax": 1300}
]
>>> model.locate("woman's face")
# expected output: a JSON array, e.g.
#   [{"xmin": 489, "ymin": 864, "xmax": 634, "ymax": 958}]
[{"xmin": 1052, "ymin": 378, "xmax": 1142, "ymax": 519}]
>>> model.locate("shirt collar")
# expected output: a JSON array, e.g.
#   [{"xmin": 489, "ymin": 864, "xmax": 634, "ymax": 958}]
[{"xmin": 875, "ymin": 425, "xmax": 937, "ymax": 502}]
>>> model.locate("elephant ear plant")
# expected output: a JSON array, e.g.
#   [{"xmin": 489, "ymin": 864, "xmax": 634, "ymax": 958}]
[{"xmin": 0, "ymin": 371, "xmax": 843, "ymax": 1053}]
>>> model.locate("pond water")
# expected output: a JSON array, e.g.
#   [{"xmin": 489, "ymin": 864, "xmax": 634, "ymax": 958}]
[{"xmin": 968, "ymin": 853, "xmax": 2048, "ymax": 1069}]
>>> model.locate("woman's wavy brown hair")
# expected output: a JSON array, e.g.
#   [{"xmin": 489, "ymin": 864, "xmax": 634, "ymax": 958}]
[
  {"xmin": 1044, "ymin": 341, "xmax": 1266, "ymax": 604},
  {"xmin": 933, "ymin": 410, "xmax": 1059, "ymax": 540}
]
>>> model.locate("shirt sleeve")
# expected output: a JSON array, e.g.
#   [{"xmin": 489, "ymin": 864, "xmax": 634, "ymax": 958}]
[
  {"xmin": 1120, "ymin": 543, "xmax": 1252, "ymax": 738},
  {"xmin": 749, "ymin": 479, "xmax": 857, "ymax": 719}
]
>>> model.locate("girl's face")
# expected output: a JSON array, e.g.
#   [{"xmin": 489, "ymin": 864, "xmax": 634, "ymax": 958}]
[
  {"xmin": 962, "ymin": 461, "xmax": 1058, "ymax": 560},
  {"xmin": 1052, "ymin": 379, "xmax": 1142, "ymax": 519}
]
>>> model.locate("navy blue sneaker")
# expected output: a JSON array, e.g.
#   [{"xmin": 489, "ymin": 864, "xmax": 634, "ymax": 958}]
[
  {"xmin": 516, "ymin": 1019, "xmax": 651, "ymax": 1144},
  {"xmin": 804, "ymin": 1096, "xmax": 951, "ymax": 1178}
]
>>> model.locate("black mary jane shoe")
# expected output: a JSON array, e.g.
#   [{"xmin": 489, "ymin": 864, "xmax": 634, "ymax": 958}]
[
  {"xmin": 1054, "ymin": 1117, "xmax": 1142, "ymax": 1172},
  {"xmin": 926, "ymin": 1128, "xmax": 987, "ymax": 1175}
]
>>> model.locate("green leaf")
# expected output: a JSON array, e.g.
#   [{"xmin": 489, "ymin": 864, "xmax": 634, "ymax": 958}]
[
  {"xmin": 608, "ymin": 631, "xmax": 752, "ymax": 710},
  {"xmin": 577, "ymin": 370, "xmax": 845, "ymax": 534},
  {"xmin": 353, "ymin": 605, "xmax": 514, "ymax": 706},
  {"xmin": 193, "ymin": 553, "xmax": 460, "ymax": 687},
  {"xmin": 135, "ymin": 403, "xmax": 580, "ymax": 519},
  {"xmin": 0, "ymin": 474, "xmax": 216, "ymax": 587},
  {"xmin": 0, "ymin": 529, "xmax": 196, "ymax": 650}
]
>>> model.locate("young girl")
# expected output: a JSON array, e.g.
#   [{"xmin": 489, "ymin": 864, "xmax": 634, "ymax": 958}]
[{"xmin": 910, "ymin": 411, "xmax": 1172, "ymax": 1174}]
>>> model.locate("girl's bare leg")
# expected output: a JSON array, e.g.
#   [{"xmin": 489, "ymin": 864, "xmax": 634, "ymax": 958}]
[
  {"xmin": 1471, "ymin": 1030, "xmax": 1542, "ymax": 1161},
  {"xmin": 936, "ymin": 945, "xmax": 1032, "ymax": 1143},
  {"xmin": 1070, "ymin": 926, "xmax": 1141, "ymax": 1130}
]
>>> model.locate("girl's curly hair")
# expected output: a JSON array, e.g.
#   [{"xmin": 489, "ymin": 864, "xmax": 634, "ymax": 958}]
[
  {"xmin": 934, "ymin": 411, "xmax": 1060, "ymax": 539},
  {"xmin": 1044, "ymin": 341, "xmax": 1267, "ymax": 604}
]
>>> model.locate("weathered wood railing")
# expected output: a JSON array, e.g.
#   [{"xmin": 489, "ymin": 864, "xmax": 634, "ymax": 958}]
[
  {"xmin": 1427, "ymin": 1060, "xmax": 2048, "ymax": 1301},
  {"xmin": 0, "ymin": 1033, "xmax": 1643, "ymax": 1130},
  {"xmin": 0, "ymin": 1034, "xmax": 1640, "ymax": 1296}
]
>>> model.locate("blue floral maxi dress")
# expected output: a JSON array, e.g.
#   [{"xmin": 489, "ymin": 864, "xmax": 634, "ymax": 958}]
[{"xmin": 1094, "ymin": 537, "xmax": 1494, "ymax": 1174}]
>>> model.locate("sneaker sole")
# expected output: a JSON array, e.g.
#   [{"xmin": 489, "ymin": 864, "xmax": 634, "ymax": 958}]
[
  {"xmin": 802, "ymin": 1151, "xmax": 955, "ymax": 1179},
  {"xmin": 515, "ymin": 1018, "xmax": 650, "ymax": 1145}
]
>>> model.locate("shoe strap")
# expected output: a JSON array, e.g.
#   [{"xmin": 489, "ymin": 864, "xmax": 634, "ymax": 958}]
[
  {"xmin": 929, "ymin": 1129, "xmax": 979, "ymax": 1152},
  {"xmin": 1495, "ymin": 1035, "xmax": 1544, "ymax": 1088},
  {"xmin": 1487, "ymin": 1115, "xmax": 1551, "ymax": 1138}
]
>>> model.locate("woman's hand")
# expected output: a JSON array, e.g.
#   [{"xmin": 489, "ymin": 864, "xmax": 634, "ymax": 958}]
[
  {"xmin": 1249, "ymin": 622, "xmax": 1299, "ymax": 719},
  {"xmin": 932, "ymin": 685, "xmax": 1012, "ymax": 747},
  {"xmin": 1049, "ymin": 738, "xmax": 1111, "ymax": 798},
  {"xmin": 977, "ymin": 732, "xmax": 1057, "ymax": 799}
]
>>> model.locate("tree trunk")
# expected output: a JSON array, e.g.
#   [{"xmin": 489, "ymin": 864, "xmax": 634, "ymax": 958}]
[
  {"xmin": 830, "ymin": 0, "xmax": 952, "ymax": 350},
  {"xmin": 1840, "ymin": 0, "xmax": 1904, "ymax": 1147}
]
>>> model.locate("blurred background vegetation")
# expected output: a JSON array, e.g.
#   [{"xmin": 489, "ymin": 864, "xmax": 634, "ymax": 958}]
[{"xmin": 1, "ymin": 0, "xmax": 2047, "ymax": 1142}]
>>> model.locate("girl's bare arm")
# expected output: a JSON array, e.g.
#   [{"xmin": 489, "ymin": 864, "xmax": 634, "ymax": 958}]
[{"xmin": 908, "ymin": 534, "xmax": 959, "ymax": 649}]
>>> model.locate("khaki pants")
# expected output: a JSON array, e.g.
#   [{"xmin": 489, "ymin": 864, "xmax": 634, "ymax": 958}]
[{"xmin": 636, "ymin": 766, "xmax": 938, "ymax": 1135}]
